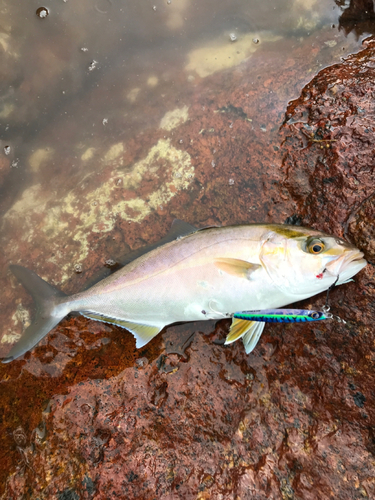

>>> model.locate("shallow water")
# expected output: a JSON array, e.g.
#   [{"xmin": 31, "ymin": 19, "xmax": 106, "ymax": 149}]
[
  {"xmin": 0, "ymin": 0, "xmax": 370, "ymax": 202},
  {"xmin": 0, "ymin": 0, "xmax": 374, "ymax": 497},
  {"xmin": 0, "ymin": 0, "xmax": 370, "ymax": 282}
]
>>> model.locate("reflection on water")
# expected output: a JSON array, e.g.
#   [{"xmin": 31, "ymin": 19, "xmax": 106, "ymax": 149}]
[{"xmin": 0, "ymin": 0, "xmax": 374, "ymax": 495}]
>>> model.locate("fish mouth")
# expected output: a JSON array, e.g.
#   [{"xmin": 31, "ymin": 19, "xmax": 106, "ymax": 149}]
[
  {"xmin": 343, "ymin": 250, "xmax": 366, "ymax": 268},
  {"xmin": 326, "ymin": 249, "xmax": 367, "ymax": 283}
]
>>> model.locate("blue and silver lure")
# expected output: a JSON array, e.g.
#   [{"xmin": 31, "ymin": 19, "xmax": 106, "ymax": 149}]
[{"xmin": 233, "ymin": 308, "xmax": 332, "ymax": 323}]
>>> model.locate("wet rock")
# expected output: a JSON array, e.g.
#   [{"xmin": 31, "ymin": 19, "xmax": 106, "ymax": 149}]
[
  {"xmin": 353, "ymin": 391, "xmax": 366, "ymax": 408},
  {"xmin": 339, "ymin": 0, "xmax": 375, "ymax": 38},
  {"xmin": 1, "ymin": 26, "xmax": 375, "ymax": 500},
  {"xmin": 2, "ymin": 319, "xmax": 375, "ymax": 499},
  {"xmin": 347, "ymin": 192, "xmax": 375, "ymax": 261},
  {"xmin": 281, "ymin": 38, "xmax": 375, "ymax": 246}
]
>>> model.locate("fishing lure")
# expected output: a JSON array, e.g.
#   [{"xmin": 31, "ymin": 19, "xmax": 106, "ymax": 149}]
[
  {"xmin": 234, "ymin": 275, "xmax": 347, "ymax": 324},
  {"xmin": 233, "ymin": 308, "xmax": 332, "ymax": 323}
]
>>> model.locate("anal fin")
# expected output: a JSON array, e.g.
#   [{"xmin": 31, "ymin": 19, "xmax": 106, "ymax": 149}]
[
  {"xmin": 242, "ymin": 322, "xmax": 265, "ymax": 354},
  {"xmin": 225, "ymin": 318, "xmax": 265, "ymax": 354},
  {"xmin": 81, "ymin": 312, "xmax": 162, "ymax": 348}
]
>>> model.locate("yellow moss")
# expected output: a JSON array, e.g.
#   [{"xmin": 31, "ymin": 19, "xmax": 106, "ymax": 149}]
[
  {"xmin": 29, "ymin": 148, "xmax": 54, "ymax": 172},
  {"xmin": 185, "ymin": 32, "xmax": 281, "ymax": 78},
  {"xmin": 160, "ymin": 105, "xmax": 189, "ymax": 131},
  {"xmin": 295, "ymin": 15, "xmax": 320, "ymax": 31},
  {"xmin": 147, "ymin": 76, "xmax": 158, "ymax": 87},
  {"xmin": 0, "ymin": 102, "xmax": 14, "ymax": 118},
  {"xmin": 3, "ymin": 303, "xmax": 31, "ymax": 343},
  {"xmin": 260, "ymin": 392, "xmax": 271, "ymax": 409},
  {"xmin": 324, "ymin": 40, "xmax": 337, "ymax": 48},
  {"xmin": 293, "ymin": 0, "xmax": 320, "ymax": 31},
  {"xmin": 7, "ymin": 184, "xmax": 44, "ymax": 214},
  {"xmin": 1, "ymin": 332, "xmax": 22, "ymax": 344},
  {"xmin": 340, "ymin": 361, "xmax": 361, "ymax": 376},
  {"xmin": 294, "ymin": 0, "xmax": 317, "ymax": 10},
  {"xmin": 81, "ymin": 147, "xmax": 95, "ymax": 161},
  {"xmin": 12, "ymin": 303, "xmax": 30, "ymax": 327},
  {"xmin": 4, "ymin": 138, "xmax": 194, "ymax": 282},
  {"xmin": 0, "ymin": 33, "xmax": 10, "ymax": 53},
  {"xmin": 166, "ymin": 0, "xmax": 189, "ymax": 30},
  {"xmin": 103, "ymin": 142, "xmax": 124, "ymax": 163},
  {"xmin": 126, "ymin": 87, "xmax": 140, "ymax": 102}
]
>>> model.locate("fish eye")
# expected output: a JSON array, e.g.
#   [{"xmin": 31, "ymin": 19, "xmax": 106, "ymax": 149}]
[{"xmin": 307, "ymin": 238, "xmax": 325, "ymax": 254}]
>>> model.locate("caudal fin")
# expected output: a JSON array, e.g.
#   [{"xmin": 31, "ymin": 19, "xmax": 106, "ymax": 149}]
[{"xmin": 2, "ymin": 265, "xmax": 68, "ymax": 363}]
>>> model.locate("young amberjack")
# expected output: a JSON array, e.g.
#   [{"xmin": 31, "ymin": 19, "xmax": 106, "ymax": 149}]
[{"xmin": 2, "ymin": 221, "xmax": 367, "ymax": 362}]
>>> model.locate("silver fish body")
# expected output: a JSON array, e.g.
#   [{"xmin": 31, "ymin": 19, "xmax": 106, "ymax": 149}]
[
  {"xmin": 70, "ymin": 226, "xmax": 288, "ymax": 324},
  {"xmin": 3, "ymin": 222, "xmax": 367, "ymax": 362}
]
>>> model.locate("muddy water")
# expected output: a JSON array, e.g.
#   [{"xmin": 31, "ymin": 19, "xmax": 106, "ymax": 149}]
[{"xmin": 0, "ymin": 0, "xmax": 374, "ymax": 498}]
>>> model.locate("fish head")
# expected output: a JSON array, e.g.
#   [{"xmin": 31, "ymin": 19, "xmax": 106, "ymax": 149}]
[{"xmin": 259, "ymin": 225, "xmax": 367, "ymax": 297}]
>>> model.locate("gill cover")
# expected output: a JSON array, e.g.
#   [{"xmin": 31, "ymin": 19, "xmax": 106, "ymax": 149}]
[
  {"xmin": 259, "ymin": 230, "xmax": 298, "ymax": 294},
  {"xmin": 259, "ymin": 229, "xmax": 331, "ymax": 296}
]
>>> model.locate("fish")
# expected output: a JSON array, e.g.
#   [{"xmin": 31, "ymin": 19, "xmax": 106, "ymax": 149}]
[
  {"xmin": 2, "ymin": 220, "xmax": 367, "ymax": 362},
  {"xmin": 233, "ymin": 308, "xmax": 330, "ymax": 323}
]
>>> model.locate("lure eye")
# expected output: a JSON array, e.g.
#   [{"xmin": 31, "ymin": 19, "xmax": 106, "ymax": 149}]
[
  {"xmin": 307, "ymin": 239, "xmax": 325, "ymax": 254},
  {"xmin": 309, "ymin": 311, "xmax": 321, "ymax": 319}
]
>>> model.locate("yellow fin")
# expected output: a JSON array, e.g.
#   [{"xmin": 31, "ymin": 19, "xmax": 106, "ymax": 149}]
[
  {"xmin": 81, "ymin": 312, "xmax": 162, "ymax": 348},
  {"xmin": 225, "ymin": 319, "xmax": 265, "ymax": 354},
  {"xmin": 214, "ymin": 258, "xmax": 261, "ymax": 278},
  {"xmin": 225, "ymin": 318, "xmax": 257, "ymax": 344}
]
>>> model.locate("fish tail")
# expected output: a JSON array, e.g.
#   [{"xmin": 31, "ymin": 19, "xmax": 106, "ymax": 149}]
[{"xmin": 2, "ymin": 265, "xmax": 69, "ymax": 363}]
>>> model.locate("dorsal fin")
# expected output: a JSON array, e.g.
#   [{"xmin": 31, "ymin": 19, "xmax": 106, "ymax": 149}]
[{"xmin": 167, "ymin": 219, "xmax": 198, "ymax": 239}]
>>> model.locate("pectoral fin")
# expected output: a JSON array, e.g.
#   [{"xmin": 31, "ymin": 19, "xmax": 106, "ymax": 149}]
[
  {"xmin": 214, "ymin": 258, "xmax": 261, "ymax": 279},
  {"xmin": 81, "ymin": 312, "xmax": 162, "ymax": 348},
  {"xmin": 225, "ymin": 318, "xmax": 265, "ymax": 354}
]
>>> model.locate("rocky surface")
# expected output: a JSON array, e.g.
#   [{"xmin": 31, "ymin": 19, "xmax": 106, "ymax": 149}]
[
  {"xmin": 0, "ymin": 21, "xmax": 375, "ymax": 500},
  {"xmin": 281, "ymin": 37, "xmax": 375, "ymax": 254}
]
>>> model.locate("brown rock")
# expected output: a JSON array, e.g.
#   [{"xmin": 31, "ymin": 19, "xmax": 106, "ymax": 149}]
[
  {"xmin": 281, "ymin": 38, "xmax": 375, "ymax": 242},
  {"xmin": 347, "ymin": 193, "xmax": 375, "ymax": 261}
]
